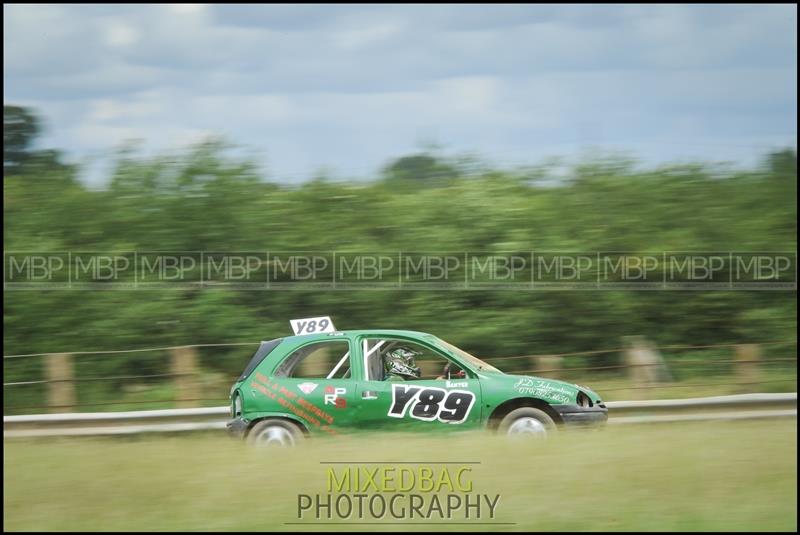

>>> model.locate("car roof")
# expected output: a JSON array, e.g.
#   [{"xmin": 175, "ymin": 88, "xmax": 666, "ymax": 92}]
[{"xmin": 262, "ymin": 329, "xmax": 435, "ymax": 344}]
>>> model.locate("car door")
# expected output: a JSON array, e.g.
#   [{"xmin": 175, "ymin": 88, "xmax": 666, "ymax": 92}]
[
  {"xmin": 267, "ymin": 338, "xmax": 359, "ymax": 433},
  {"xmin": 353, "ymin": 336, "xmax": 482, "ymax": 433}
]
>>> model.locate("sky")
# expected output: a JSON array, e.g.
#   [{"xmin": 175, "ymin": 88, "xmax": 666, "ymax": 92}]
[{"xmin": 3, "ymin": 3, "xmax": 798, "ymax": 185}]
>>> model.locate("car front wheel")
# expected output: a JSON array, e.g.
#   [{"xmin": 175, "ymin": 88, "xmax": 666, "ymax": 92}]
[
  {"xmin": 247, "ymin": 419, "xmax": 304, "ymax": 447},
  {"xmin": 497, "ymin": 407, "xmax": 557, "ymax": 438}
]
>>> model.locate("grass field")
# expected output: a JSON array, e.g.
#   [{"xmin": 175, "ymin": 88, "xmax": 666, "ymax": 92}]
[{"xmin": 3, "ymin": 421, "xmax": 797, "ymax": 531}]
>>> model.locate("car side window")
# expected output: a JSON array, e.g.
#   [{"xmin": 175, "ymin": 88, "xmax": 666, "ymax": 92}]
[
  {"xmin": 273, "ymin": 341, "xmax": 351, "ymax": 379},
  {"xmin": 364, "ymin": 338, "xmax": 467, "ymax": 381}
]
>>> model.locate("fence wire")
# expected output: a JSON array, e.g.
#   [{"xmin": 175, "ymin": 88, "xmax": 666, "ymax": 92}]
[{"xmin": 4, "ymin": 339, "xmax": 796, "ymax": 412}]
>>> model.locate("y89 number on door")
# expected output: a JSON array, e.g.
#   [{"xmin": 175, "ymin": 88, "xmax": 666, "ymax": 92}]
[{"xmin": 388, "ymin": 385, "xmax": 475, "ymax": 424}]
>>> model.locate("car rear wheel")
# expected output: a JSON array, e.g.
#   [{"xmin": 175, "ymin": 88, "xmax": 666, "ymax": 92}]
[
  {"xmin": 247, "ymin": 419, "xmax": 304, "ymax": 447},
  {"xmin": 497, "ymin": 407, "xmax": 557, "ymax": 438}
]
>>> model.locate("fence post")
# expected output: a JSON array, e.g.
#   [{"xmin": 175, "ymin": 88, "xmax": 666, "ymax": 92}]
[
  {"xmin": 623, "ymin": 336, "xmax": 672, "ymax": 399},
  {"xmin": 46, "ymin": 353, "xmax": 76, "ymax": 413},
  {"xmin": 171, "ymin": 346, "xmax": 198, "ymax": 408},
  {"xmin": 735, "ymin": 344, "xmax": 761, "ymax": 392},
  {"xmin": 533, "ymin": 355, "xmax": 563, "ymax": 379}
]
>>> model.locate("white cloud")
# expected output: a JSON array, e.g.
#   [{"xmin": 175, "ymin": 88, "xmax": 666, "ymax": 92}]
[
  {"xmin": 86, "ymin": 91, "xmax": 166, "ymax": 122},
  {"xmin": 104, "ymin": 21, "xmax": 139, "ymax": 47},
  {"xmin": 332, "ymin": 20, "xmax": 403, "ymax": 50},
  {"xmin": 431, "ymin": 76, "xmax": 501, "ymax": 115},
  {"xmin": 167, "ymin": 4, "xmax": 207, "ymax": 16}
]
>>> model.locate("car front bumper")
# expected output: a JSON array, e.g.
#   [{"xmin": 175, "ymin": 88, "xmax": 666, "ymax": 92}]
[
  {"xmin": 552, "ymin": 404, "xmax": 608, "ymax": 426},
  {"xmin": 226, "ymin": 417, "xmax": 249, "ymax": 439}
]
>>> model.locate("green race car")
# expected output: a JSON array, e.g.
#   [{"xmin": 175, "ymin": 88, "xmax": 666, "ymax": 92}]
[{"xmin": 227, "ymin": 324, "xmax": 607, "ymax": 446}]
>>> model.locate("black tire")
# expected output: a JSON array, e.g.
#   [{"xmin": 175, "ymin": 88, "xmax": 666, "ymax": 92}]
[
  {"xmin": 497, "ymin": 407, "xmax": 557, "ymax": 438},
  {"xmin": 246, "ymin": 418, "xmax": 304, "ymax": 447}
]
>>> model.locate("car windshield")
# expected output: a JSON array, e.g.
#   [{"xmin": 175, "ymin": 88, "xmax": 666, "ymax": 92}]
[{"xmin": 435, "ymin": 337, "xmax": 501, "ymax": 373}]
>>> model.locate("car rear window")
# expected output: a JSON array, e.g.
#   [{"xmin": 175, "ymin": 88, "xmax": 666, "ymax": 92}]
[{"xmin": 237, "ymin": 338, "xmax": 282, "ymax": 381}]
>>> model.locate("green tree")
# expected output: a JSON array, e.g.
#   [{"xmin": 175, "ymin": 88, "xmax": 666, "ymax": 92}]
[
  {"xmin": 765, "ymin": 148, "xmax": 797, "ymax": 178},
  {"xmin": 381, "ymin": 153, "xmax": 459, "ymax": 182},
  {"xmin": 4, "ymin": 105, "xmax": 40, "ymax": 172}
]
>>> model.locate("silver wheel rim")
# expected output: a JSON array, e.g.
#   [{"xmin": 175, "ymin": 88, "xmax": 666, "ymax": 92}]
[
  {"xmin": 255, "ymin": 425, "xmax": 295, "ymax": 447},
  {"xmin": 507, "ymin": 417, "xmax": 548, "ymax": 437}
]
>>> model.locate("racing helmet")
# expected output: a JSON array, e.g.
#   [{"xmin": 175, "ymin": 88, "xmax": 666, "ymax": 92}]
[{"xmin": 384, "ymin": 346, "xmax": 422, "ymax": 379}]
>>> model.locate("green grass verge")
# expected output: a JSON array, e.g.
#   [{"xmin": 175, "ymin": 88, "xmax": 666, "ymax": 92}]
[{"xmin": 3, "ymin": 420, "xmax": 797, "ymax": 531}]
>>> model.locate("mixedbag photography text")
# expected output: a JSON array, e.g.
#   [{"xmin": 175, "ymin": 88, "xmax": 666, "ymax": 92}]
[{"xmin": 297, "ymin": 463, "xmax": 501, "ymax": 521}]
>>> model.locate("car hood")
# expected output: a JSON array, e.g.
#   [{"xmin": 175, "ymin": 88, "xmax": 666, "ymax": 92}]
[{"xmin": 497, "ymin": 373, "xmax": 603, "ymax": 406}]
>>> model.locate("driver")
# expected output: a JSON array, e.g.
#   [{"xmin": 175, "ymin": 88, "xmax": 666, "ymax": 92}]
[{"xmin": 383, "ymin": 347, "xmax": 422, "ymax": 381}]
